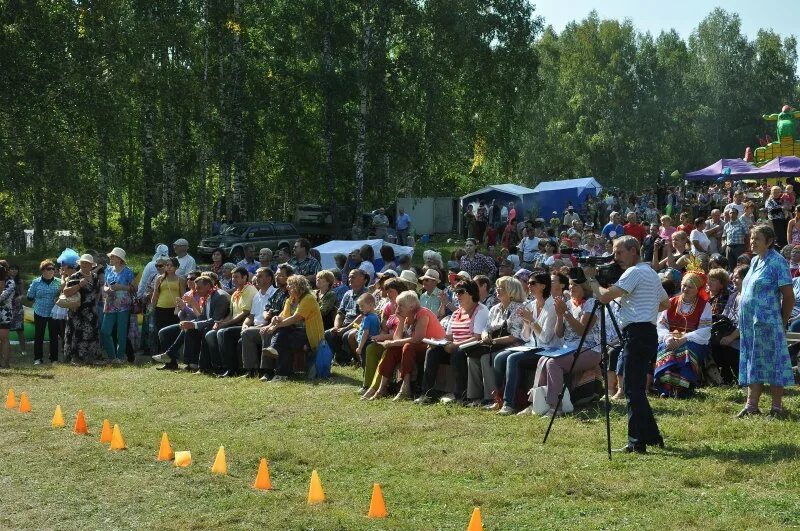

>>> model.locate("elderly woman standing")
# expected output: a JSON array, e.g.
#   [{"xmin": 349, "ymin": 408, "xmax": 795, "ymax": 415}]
[
  {"xmin": 372, "ymin": 291, "xmax": 446, "ymax": 400},
  {"xmin": 26, "ymin": 260, "xmax": 63, "ymax": 365},
  {"xmin": 737, "ymin": 225, "xmax": 795, "ymax": 417},
  {"xmin": 261, "ymin": 275, "xmax": 324, "ymax": 382},
  {"xmin": 653, "ymin": 272, "xmax": 712, "ymax": 398},
  {"xmin": 101, "ymin": 247, "xmax": 135, "ymax": 364},
  {"xmin": 62, "ymin": 254, "xmax": 104, "ymax": 364}
]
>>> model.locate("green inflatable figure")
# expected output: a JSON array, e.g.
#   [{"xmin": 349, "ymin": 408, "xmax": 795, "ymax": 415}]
[{"xmin": 763, "ymin": 105, "xmax": 800, "ymax": 141}]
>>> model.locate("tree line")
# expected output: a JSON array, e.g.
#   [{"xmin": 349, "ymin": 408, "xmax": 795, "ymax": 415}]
[{"xmin": 1, "ymin": 2, "xmax": 797, "ymax": 253}]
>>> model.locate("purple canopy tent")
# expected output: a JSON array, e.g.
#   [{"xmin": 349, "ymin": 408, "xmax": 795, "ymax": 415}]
[
  {"xmin": 748, "ymin": 156, "xmax": 800, "ymax": 178},
  {"xmin": 684, "ymin": 158, "xmax": 754, "ymax": 181}
]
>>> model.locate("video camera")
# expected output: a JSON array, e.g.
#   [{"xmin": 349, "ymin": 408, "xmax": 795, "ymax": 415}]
[{"xmin": 575, "ymin": 253, "xmax": 624, "ymax": 288}]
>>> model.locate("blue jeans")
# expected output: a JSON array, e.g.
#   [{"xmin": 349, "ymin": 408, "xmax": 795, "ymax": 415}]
[
  {"xmin": 101, "ymin": 311, "xmax": 130, "ymax": 360},
  {"xmin": 493, "ymin": 348, "xmax": 542, "ymax": 407}
]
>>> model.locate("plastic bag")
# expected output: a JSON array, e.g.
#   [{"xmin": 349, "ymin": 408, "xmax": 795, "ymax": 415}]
[{"xmin": 314, "ymin": 340, "xmax": 334, "ymax": 379}]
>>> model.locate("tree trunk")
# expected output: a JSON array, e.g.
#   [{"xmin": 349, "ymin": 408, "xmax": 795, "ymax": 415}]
[
  {"xmin": 141, "ymin": 103, "xmax": 157, "ymax": 247},
  {"xmin": 353, "ymin": 1, "xmax": 372, "ymax": 230},
  {"xmin": 230, "ymin": 0, "xmax": 246, "ymax": 222},
  {"xmin": 321, "ymin": 0, "xmax": 336, "ymax": 218}
]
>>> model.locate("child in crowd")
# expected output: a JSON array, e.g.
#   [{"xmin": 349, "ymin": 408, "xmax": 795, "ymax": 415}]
[{"xmin": 350, "ymin": 293, "xmax": 380, "ymax": 367}]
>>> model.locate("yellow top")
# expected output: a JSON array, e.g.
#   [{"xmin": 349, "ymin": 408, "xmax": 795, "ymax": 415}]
[
  {"xmin": 156, "ymin": 279, "xmax": 181, "ymax": 308},
  {"xmin": 281, "ymin": 293, "xmax": 324, "ymax": 349},
  {"xmin": 230, "ymin": 284, "xmax": 258, "ymax": 317}
]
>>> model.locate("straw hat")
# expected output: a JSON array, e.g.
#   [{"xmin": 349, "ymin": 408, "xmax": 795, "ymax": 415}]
[
  {"xmin": 107, "ymin": 247, "xmax": 127, "ymax": 262},
  {"xmin": 398, "ymin": 270, "xmax": 421, "ymax": 289},
  {"xmin": 419, "ymin": 269, "xmax": 441, "ymax": 282},
  {"xmin": 78, "ymin": 254, "xmax": 96, "ymax": 265}
]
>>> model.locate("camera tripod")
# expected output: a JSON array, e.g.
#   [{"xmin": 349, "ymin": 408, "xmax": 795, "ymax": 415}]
[{"xmin": 541, "ymin": 297, "xmax": 625, "ymax": 460}]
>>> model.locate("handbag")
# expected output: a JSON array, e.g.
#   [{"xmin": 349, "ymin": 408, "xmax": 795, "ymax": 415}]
[
  {"xmin": 710, "ymin": 316, "xmax": 736, "ymax": 346},
  {"xmin": 56, "ymin": 292, "xmax": 80, "ymax": 310},
  {"xmin": 314, "ymin": 339, "xmax": 334, "ymax": 379},
  {"xmin": 527, "ymin": 386, "xmax": 574, "ymax": 415}
]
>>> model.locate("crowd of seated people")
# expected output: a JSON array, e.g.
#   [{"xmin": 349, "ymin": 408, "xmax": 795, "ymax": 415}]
[{"xmin": 3, "ymin": 181, "xmax": 798, "ymax": 417}]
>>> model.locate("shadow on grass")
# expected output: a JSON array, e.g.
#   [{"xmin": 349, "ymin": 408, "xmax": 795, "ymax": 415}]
[
  {"xmin": 671, "ymin": 442, "xmax": 800, "ymax": 464},
  {"xmin": 0, "ymin": 368, "xmax": 55, "ymax": 380}
]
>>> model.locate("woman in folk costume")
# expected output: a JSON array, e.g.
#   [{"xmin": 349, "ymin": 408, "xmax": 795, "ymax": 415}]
[{"xmin": 653, "ymin": 270, "xmax": 712, "ymax": 398}]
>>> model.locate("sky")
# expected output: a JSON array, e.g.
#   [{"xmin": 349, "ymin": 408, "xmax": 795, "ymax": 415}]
[{"xmin": 533, "ymin": 0, "xmax": 799, "ymax": 43}]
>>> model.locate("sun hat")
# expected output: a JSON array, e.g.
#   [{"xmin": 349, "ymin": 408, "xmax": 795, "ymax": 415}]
[
  {"xmin": 419, "ymin": 269, "xmax": 441, "ymax": 282},
  {"xmin": 107, "ymin": 247, "xmax": 127, "ymax": 262},
  {"xmin": 398, "ymin": 270, "xmax": 421, "ymax": 289},
  {"xmin": 152, "ymin": 244, "xmax": 169, "ymax": 262},
  {"xmin": 377, "ymin": 269, "xmax": 398, "ymax": 279},
  {"xmin": 78, "ymin": 254, "xmax": 96, "ymax": 265},
  {"xmin": 456, "ymin": 271, "xmax": 472, "ymax": 282}
]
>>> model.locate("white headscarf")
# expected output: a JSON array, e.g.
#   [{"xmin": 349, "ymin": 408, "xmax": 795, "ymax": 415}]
[{"xmin": 152, "ymin": 244, "xmax": 169, "ymax": 262}]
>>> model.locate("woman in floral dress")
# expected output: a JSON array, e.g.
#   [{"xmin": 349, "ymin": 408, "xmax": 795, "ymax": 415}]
[
  {"xmin": 62, "ymin": 254, "xmax": 104, "ymax": 364},
  {"xmin": 737, "ymin": 224, "xmax": 795, "ymax": 418}
]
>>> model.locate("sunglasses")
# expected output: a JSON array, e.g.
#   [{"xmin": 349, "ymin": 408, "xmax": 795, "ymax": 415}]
[
  {"xmin": 44, "ymin": 267, "xmax": 56, "ymax": 271},
  {"xmin": 454, "ymin": 289, "xmax": 466, "ymax": 295},
  {"xmin": 156, "ymin": 264, "xmax": 165, "ymax": 268}
]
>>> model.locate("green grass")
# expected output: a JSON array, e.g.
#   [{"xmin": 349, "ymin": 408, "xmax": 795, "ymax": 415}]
[{"xmin": 1, "ymin": 350, "xmax": 799, "ymax": 530}]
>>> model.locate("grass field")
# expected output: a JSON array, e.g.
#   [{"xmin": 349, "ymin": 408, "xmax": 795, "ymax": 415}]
[{"xmin": 1, "ymin": 350, "xmax": 799, "ymax": 531}]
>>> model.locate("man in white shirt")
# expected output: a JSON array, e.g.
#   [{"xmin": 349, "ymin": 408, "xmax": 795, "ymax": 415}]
[
  {"xmin": 239, "ymin": 267, "xmax": 277, "ymax": 378},
  {"xmin": 563, "ymin": 206, "xmax": 580, "ymax": 227},
  {"xmin": 591, "ymin": 236, "xmax": 668, "ymax": 454},
  {"xmin": 704, "ymin": 210, "xmax": 723, "ymax": 255},
  {"xmin": 173, "ymin": 238, "xmax": 197, "ymax": 278},
  {"xmin": 723, "ymin": 190, "xmax": 745, "ymax": 218}
]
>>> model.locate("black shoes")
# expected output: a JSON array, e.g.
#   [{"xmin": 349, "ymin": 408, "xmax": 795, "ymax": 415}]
[{"xmin": 156, "ymin": 362, "xmax": 179, "ymax": 371}]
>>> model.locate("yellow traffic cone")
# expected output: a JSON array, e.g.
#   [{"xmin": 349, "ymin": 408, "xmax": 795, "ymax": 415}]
[
  {"xmin": 73, "ymin": 409, "xmax": 89, "ymax": 435},
  {"xmin": 100, "ymin": 419, "xmax": 112, "ymax": 443},
  {"xmin": 174, "ymin": 451, "xmax": 192, "ymax": 467},
  {"xmin": 109, "ymin": 424, "xmax": 126, "ymax": 450},
  {"xmin": 467, "ymin": 507, "xmax": 484, "ymax": 531},
  {"xmin": 211, "ymin": 446, "xmax": 227, "ymax": 475},
  {"xmin": 367, "ymin": 483, "xmax": 388, "ymax": 518},
  {"xmin": 252, "ymin": 458, "xmax": 272, "ymax": 491},
  {"xmin": 52, "ymin": 405, "xmax": 65, "ymax": 428},
  {"xmin": 18, "ymin": 392, "xmax": 32, "ymax": 413},
  {"xmin": 5, "ymin": 388, "xmax": 16, "ymax": 409},
  {"xmin": 307, "ymin": 470, "xmax": 325, "ymax": 504},
  {"xmin": 157, "ymin": 432, "xmax": 174, "ymax": 461}
]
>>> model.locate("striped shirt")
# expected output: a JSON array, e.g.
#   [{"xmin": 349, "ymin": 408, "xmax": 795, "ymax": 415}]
[
  {"xmin": 446, "ymin": 303, "xmax": 489, "ymax": 342},
  {"xmin": 615, "ymin": 262, "xmax": 668, "ymax": 328}
]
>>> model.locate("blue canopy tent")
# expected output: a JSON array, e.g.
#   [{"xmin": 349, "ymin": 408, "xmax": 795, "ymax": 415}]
[
  {"xmin": 460, "ymin": 184, "xmax": 536, "ymax": 213},
  {"xmin": 530, "ymin": 177, "xmax": 602, "ymax": 217}
]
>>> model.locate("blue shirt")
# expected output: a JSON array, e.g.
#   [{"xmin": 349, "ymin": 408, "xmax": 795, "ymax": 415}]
[
  {"xmin": 601, "ymin": 223, "xmax": 624, "ymax": 240},
  {"xmin": 396, "ymin": 213, "xmax": 411, "ymax": 230},
  {"xmin": 27, "ymin": 276, "xmax": 62, "ymax": 318},
  {"xmin": 357, "ymin": 312, "xmax": 380, "ymax": 345}
]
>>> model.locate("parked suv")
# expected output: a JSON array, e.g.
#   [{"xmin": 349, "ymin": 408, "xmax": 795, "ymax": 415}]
[{"xmin": 196, "ymin": 221, "xmax": 300, "ymax": 263}]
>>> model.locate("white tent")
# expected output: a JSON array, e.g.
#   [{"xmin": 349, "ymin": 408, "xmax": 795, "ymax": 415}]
[{"xmin": 313, "ymin": 239, "xmax": 414, "ymax": 270}]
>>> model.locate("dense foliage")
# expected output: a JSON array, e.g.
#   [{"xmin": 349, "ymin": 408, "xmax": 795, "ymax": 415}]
[{"xmin": 1, "ymin": 3, "xmax": 797, "ymax": 252}]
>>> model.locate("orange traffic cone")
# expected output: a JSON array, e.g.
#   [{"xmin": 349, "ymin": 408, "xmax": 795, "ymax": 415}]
[
  {"xmin": 100, "ymin": 419, "xmax": 112, "ymax": 443},
  {"xmin": 367, "ymin": 483, "xmax": 388, "ymax": 518},
  {"xmin": 110, "ymin": 424, "xmax": 126, "ymax": 450},
  {"xmin": 73, "ymin": 409, "xmax": 89, "ymax": 435},
  {"xmin": 211, "ymin": 446, "xmax": 227, "ymax": 475},
  {"xmin": 157, "ymin": 432, "xmax": 173, "ymax": 461},
  {"xmin": 174, "ymin": 451, "xmax": 192, "ymax": 467},
  {"xmin": 467, "ymin": 507, "xmax": 483, "ymax": 531},
  {"xmin": 52, "ymin": 405, "xmax": 65, "ymax": 428},
  {"xmin": 18, "ymin": 392, "xmax": 32, "ymax": 413},
  {"xmin": 5, "ymin": 388, "xmax": 16, "ymax": 409},
  {"xmin": 307, "ymin": 470, "xmax": 325, "ymax": 504},
  {"xmin": 252, "ymin": 458, "xmax": 272, "ymax": 491}
]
